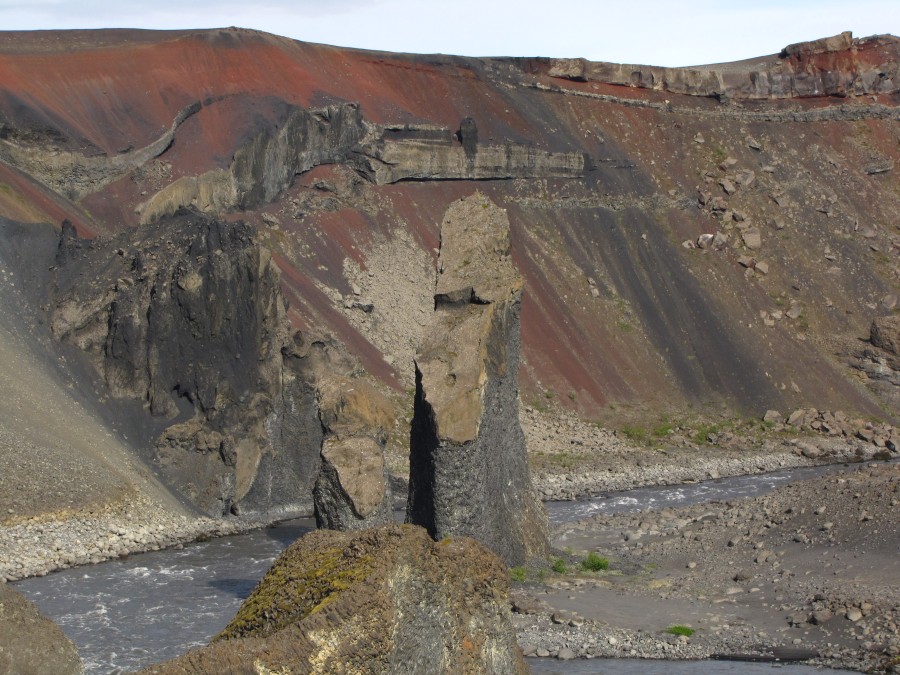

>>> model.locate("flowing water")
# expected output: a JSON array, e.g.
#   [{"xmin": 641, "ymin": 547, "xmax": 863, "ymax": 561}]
[
  {"xmin": 14, "ymin": 463, "xmax": 879, "ymax": 674},
  {"xmin": 545, "ymin": 462, "xmax": 862, "ymax": 525}
]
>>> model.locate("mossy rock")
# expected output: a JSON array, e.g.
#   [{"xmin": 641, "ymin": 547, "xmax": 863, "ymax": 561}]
[{"xmin": 142, "ymin": 525, "xmax": 527, "ymax": 675}]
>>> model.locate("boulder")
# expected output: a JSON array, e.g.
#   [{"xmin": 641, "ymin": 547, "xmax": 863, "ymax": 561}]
[
  {"xmin": 0, "ymin": 584, "xmax": 82, "ymax": 675},
  {"xmin": 139, "ymin": 525, "xmax": 527, "ymax": 675},
  {"xmin": 407, "ymin": 193, "xmax": 550, "ymax": 565},
  {"xmin": 870, "ymin": 314, "xmax": 900, "ymax": 355},
  {"xmin": 742, "ymin": 227, "xmax": 762, "ymax": 250},
  {"xmin": 313, "ymin": 373, "xmax": 395, "ymax": 531}
]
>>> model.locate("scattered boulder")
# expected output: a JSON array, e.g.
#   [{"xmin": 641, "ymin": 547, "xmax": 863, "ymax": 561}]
[
  {"xmin": 0, "ymin": 584, "xmax": 82, "ymax": 675},
  {"xmin": 140, "ymin": 525, "xmax": 527, "ymax": 675},
  {"xmin": 407, "ymin": 193, "xmax": 550, "ymax": 565},
  {"xmin": 870, "ymin": 314, "xmax": 900, "ymax": 355},
  {"xmin": 865, "ymin": 158, "xmax": 894, "ymax": 175},
  {"xmin": 742, "ymin": 227, "xmax": 762, "ymax": 250}
]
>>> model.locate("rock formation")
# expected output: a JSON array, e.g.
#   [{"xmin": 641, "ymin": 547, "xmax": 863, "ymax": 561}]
[
  {"xmin": 138, "ymin": 525, "xmax": 528, "ymax": 675},
  {"xmin": 1, "ymin": 27, "xmax": 898, "ymax": 538},
  {"xmin": 547, "ymin": 32, "xmax": 900, "ymax": 100},
  {"xmin": 136, "ymin": 105, "xmax": 587, "ymax": 224},
  {"xmin": 871, "ymin": 314, "xmax": 900, "ymax": 356},
  {"xmin": 50, "ymin": 211, "xmax": 323, "ymax": 517},
  {"xmin": 0, "ymin": 583, "xmax": 83, "ymax": 675},
  {"xmin": 312, "ymin": 357, "xmax": 395, "ymax": 531},
  {"xmin": 407, "ymin": 193, "xmax": 549, "ymax": 565}
]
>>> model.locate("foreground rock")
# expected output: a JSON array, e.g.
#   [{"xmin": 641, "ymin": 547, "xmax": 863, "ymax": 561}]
[
  {"xmin": 140, "ymin": 525, "xmax": 527, "ymax": 674},
  {"xmin": 0, "ymin": 583, "xmax": 82, "ymax": 674},
  {"xmin": 407, "ymin": 193, "xmax": 549, "ymax": 565}
]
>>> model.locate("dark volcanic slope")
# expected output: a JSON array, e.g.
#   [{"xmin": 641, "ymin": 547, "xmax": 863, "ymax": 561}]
[{"xmin": 0, "ymin": 27, "xmax": 898, "ymax": 425}]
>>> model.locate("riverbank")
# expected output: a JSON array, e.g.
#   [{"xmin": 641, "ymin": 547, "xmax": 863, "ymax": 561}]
[
  {"xmin": 515, "ymin": 460, "xmax": 900, "ymax": 674},
  {"xmin": 2, "ymin": 420, "xmax": 894, "ymax": 583},
  {"xmin": 0, "ymin": 494, "xmax": 270, "ymax": 582},
  {"xmin": 524, "ymin": 406, "xmax": 898, "ymax": 501}
]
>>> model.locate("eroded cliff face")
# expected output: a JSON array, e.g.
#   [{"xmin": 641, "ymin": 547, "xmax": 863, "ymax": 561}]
[
  {"xmin": 313, "ymin": 366, "xmax": 396, "ymax": 531},
  {"xmin": 139, "ymin": 525, "xmax": 528, "ymax": 675},
  {"xmin": 407, "ymin": 194, "xmax": 549, "ymax": 565},
  {"xmin": 50, "ymin": 211, "xmax": 323, "ymax": 516},
  {"xmin": 0, "ymin": 26, "xmax": 897, "ymax": 447},
  {"xmin": 546, "ymin": 33, "xmax": 900, "ymax": 100},
  {"xmin": 135, "ymin": 104, "xmax": 587, "ymax": 224}
]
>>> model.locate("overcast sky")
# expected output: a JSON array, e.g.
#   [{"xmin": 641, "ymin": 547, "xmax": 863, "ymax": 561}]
[{"xmin": 1, "ymin": 0, "xmax": 897, "ymax": 67}]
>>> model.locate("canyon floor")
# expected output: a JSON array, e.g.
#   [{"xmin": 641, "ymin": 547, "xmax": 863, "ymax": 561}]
[{"xmin": 513, "ymin": 454, "xmax": 899, "ymax": 674}]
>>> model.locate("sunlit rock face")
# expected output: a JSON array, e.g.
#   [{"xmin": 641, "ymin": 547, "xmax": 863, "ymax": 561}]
[{"xmin": 407, "ymin": 193, "xmax": 550, "ymax": 566}]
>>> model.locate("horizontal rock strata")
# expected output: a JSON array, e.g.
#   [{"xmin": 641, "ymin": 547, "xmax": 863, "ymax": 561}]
[{"xmin": 547, "ymin": 33, "xmax": 900, "ymax": 99}]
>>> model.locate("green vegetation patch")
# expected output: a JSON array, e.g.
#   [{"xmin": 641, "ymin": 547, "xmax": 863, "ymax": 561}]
[
  {"xmin": 666, "ymin": 625, "xmax": 695, "ymax": 637},
  {"xmin": 620, "ymin": 424, "xmax": 647, "ymax": 443},
  {"xmin": 581, "ymin": 552, "xmax": 610, "ymax": 572},
  {"xmin": 216, "ymin": 539, "xmax": 376, "ymax": 641},
  {"xmin": 509, "ymin": 566, "xmax": 527, "ymax": 582},
  {"xmin": 551, "ymin": 557, "xmax": 568, "ymax": 574}
]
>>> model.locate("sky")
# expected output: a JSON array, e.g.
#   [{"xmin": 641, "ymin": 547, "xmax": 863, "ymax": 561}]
[{"xmin": 1, "ymin": 0, "xmax": 898, "ymax": 67}]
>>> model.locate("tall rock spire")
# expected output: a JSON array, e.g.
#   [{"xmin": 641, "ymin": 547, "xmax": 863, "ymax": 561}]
[{"xmin": 406, "ymin": 192, "xmax": 549, "ymax": 565}]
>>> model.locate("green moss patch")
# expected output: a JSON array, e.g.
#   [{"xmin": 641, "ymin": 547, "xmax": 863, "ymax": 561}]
[{"xmin": 216, "ymin": 536, "xmax": 377, "ymax": 641}]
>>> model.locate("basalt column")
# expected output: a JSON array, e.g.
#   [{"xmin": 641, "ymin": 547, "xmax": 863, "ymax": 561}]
[{"xmin": 406, "ymin": 193, "xmax": 549, "ymax": 565}]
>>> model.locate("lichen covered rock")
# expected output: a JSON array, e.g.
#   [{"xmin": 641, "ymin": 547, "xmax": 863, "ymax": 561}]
[
  {"xmin": 407, "ymin": 193, "xmax": 549, "ymax": 565},
  {"xmin": 139, "ymin": 525, "xmax": 527, "ymax": 675}
]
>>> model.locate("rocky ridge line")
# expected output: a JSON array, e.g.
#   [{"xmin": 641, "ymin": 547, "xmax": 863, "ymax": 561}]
[
  {"xmin": 544, "ymin": 32, "xmax": 900, "ymax": 100},
  {"xmin": 0, "ymin": 101, "xmax": 201, "ymax": 200}
]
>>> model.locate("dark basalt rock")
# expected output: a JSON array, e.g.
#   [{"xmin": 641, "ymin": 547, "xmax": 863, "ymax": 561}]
[
  {"xmin": 50, "ymin": 210, "xmax": 322, "ymax": 517},
  {"xmin": 406, "ymin": 193, "xmax": 550, "ymax": 565}
]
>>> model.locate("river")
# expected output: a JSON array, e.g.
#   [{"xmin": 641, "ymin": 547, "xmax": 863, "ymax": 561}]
[{"xmin": 14, "ymin": 463, "xmax": 874, "ymax": 674}]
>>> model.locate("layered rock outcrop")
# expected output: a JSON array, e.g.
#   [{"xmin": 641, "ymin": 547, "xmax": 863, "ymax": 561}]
[
  {"xmin": 50, "ymin": 211, "xmax": 323, "ymax": 517},
  {"xmin": 406, "ymin": 193, "xmax": 549, "ymax": 565},
  {"xmin": 139, "ymin": 525, "xmax": 528, "ymax": 675},
  {"xmin": 364, "ymin": 118, "xmax": 586, "ymax": 184},
  {"xmin": 0, "ymin": 583, "xmax": 83, "ymax": 675},
  {"xmin": 137, "ymin": 104, "xmax": 370, "ymax": 223},
  {"xmin": 548, "ymin": 32, "xmax": 900, "ymax": 99},
  {"xmin": 0, "ymin": 101, "xmax": 200, "ymax": 201},
  {"xmin": 137, "ymin": 106, "xmax": 587, "ymax": 223}
]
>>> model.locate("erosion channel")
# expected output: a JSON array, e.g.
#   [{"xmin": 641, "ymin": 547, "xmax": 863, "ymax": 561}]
[{"xmin": 13, "ymin": 461, "xmax": 889, "ymax": 674}]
